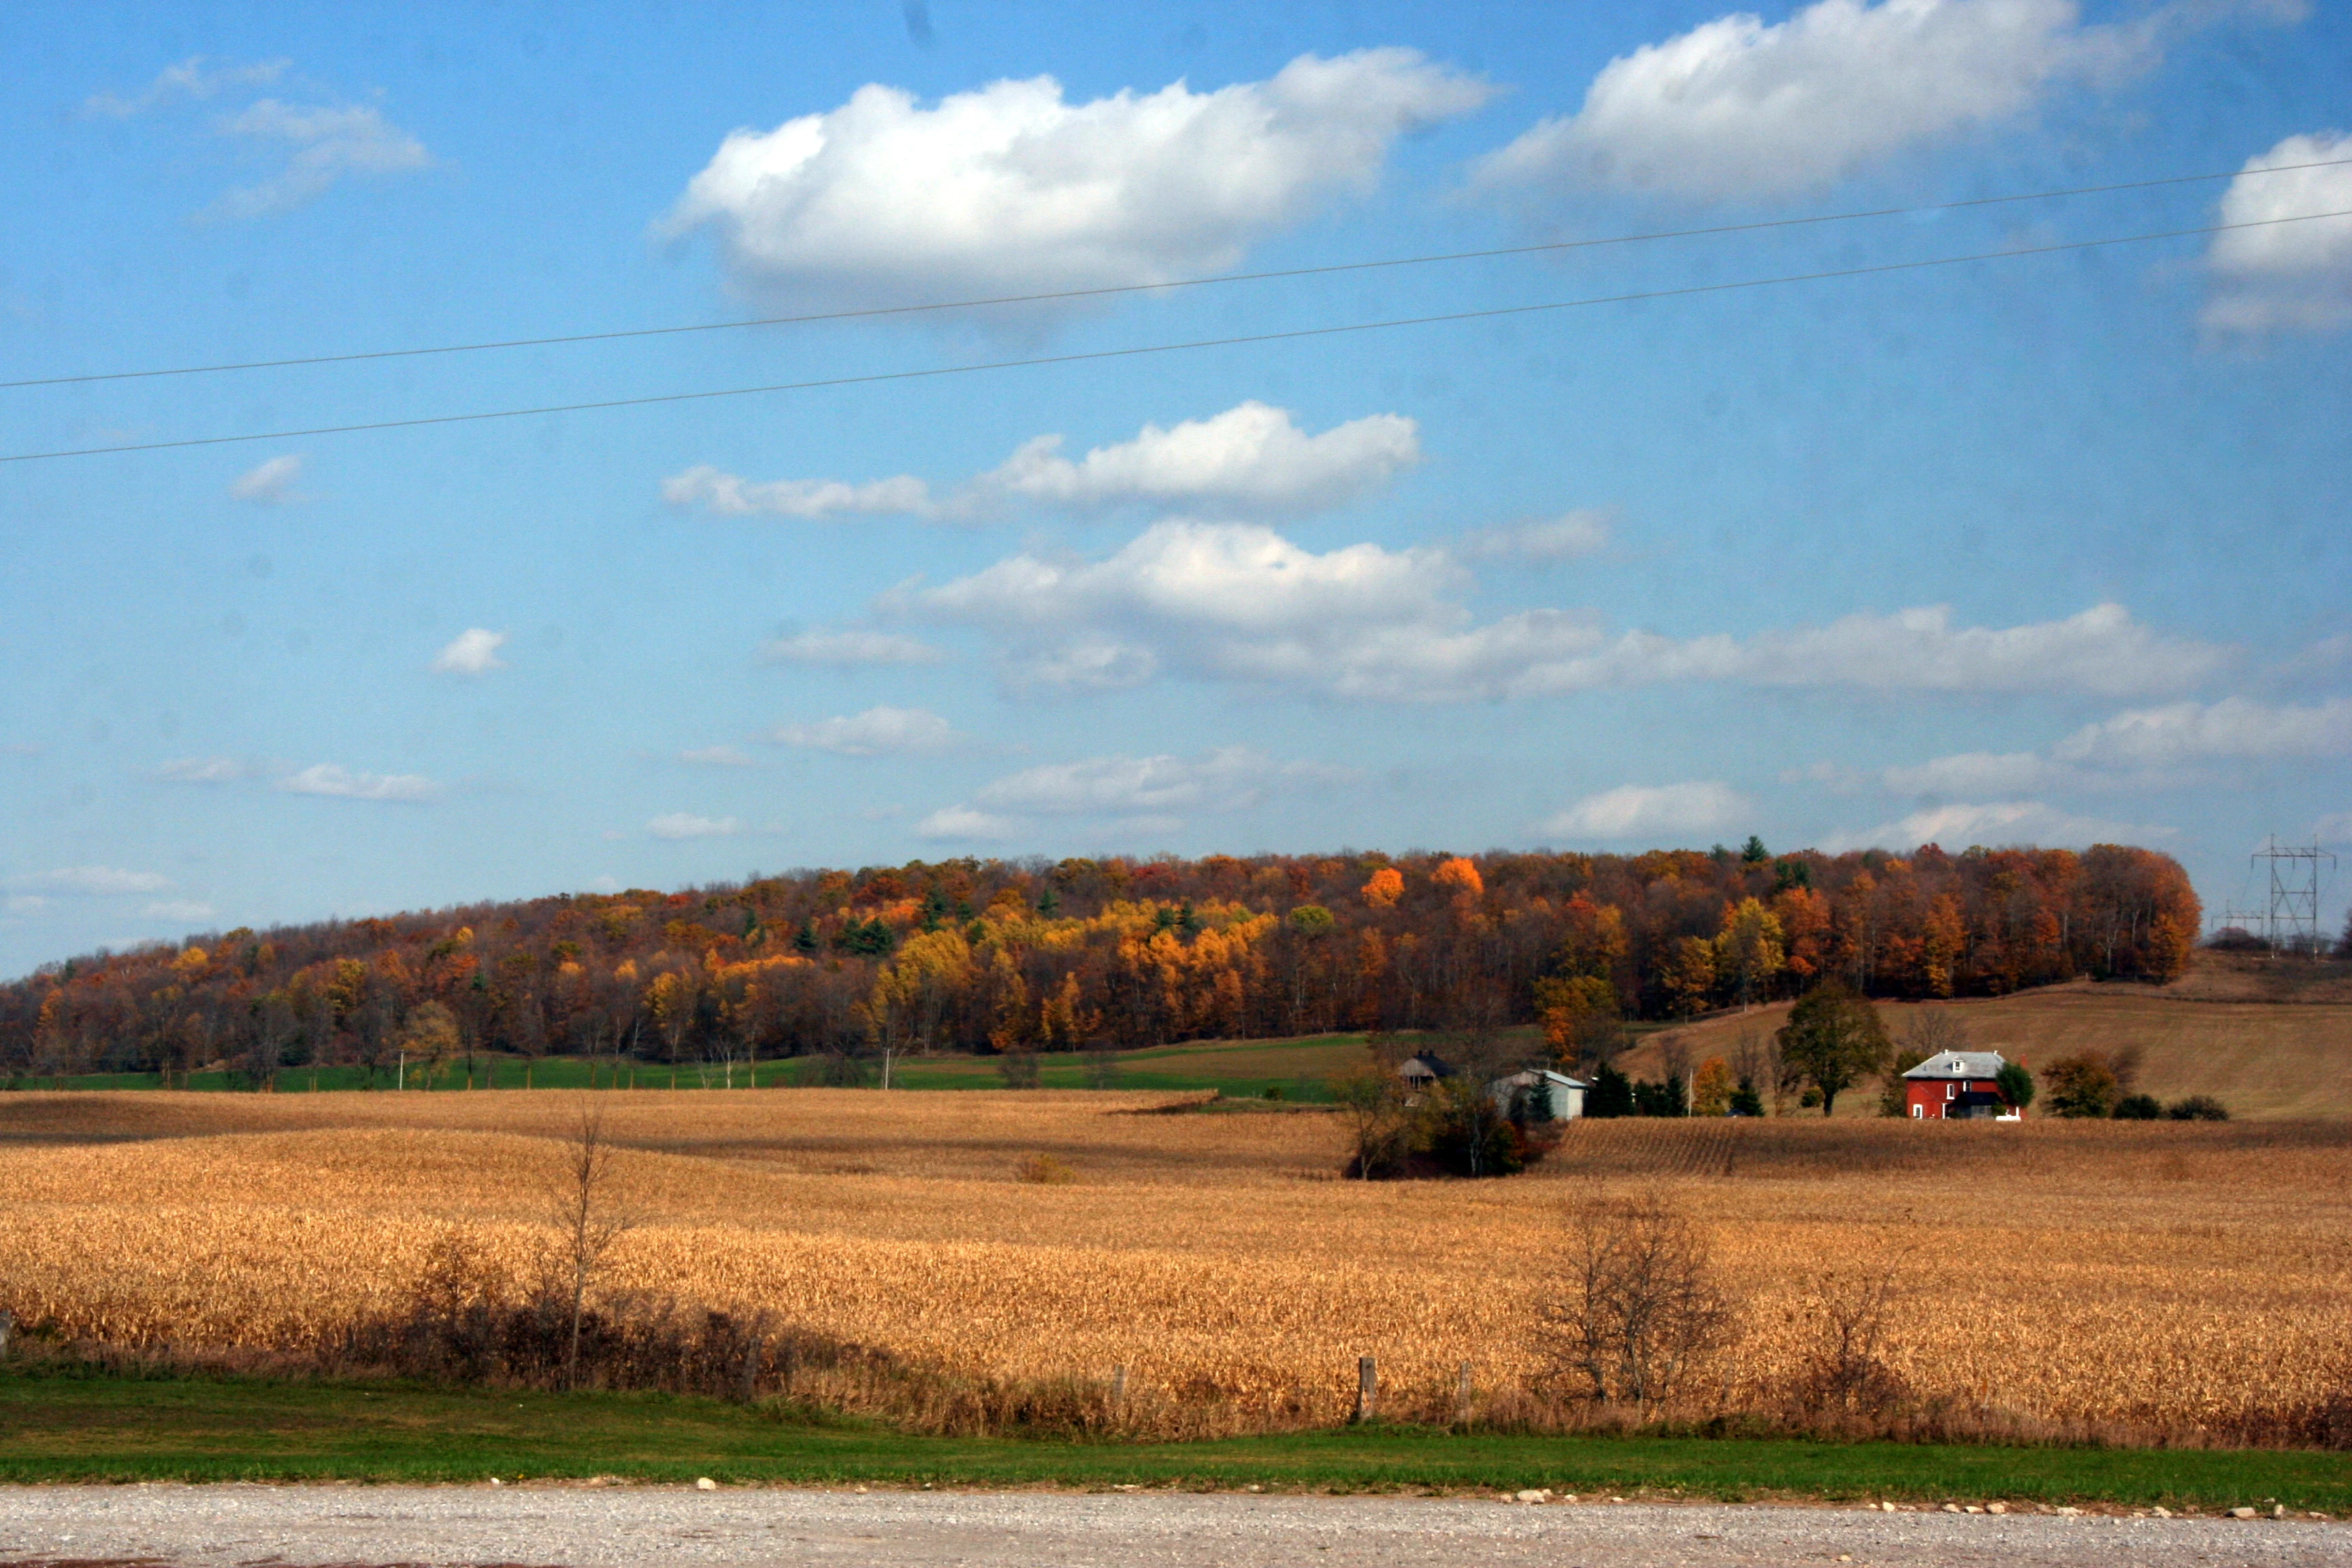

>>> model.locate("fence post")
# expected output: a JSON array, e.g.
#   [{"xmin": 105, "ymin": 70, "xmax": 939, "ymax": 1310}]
[
  {"xmin": 1456, "ymin": 1360, "xmax": 1473, "ymax": 1427},
  {"xmin": 1111, "ymin": 1362, "xmax": 1128, "ymax": 1408},
  {"xmin": 1354, "ymin": 1355, "xmax": 1376, "ymax": 1424},
  {"xmin": 738, "ymin": 1329, "xmax": 764, "ymax": 1405}
]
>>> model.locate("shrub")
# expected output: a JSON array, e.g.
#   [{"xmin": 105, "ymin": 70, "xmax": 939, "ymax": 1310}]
[
  {"xmin": 1995, "ymin": 1060, "xmax": 2036, "ymax": 1113},
  {"xmin": 2166, "ymin": 1094, "xmax": 2230, "ymax": 1122},
  {"xmin": 1015, "ymin": 1154, "xmax": 1074, "ymax": 1184},
  {"xmin": 2112, "ymin": 1093, "xmax": 2162, "ymax": 1120},
  {"xmin": 1537, "ymin": 1194, "xmax": 1731, "ymax": 1410},
  {"xmin": 1787, "ymin": 1273, "xmax": 1910, "ymax": 1418},
  {"xmin": 2042, "ymin": 1054, "xmax": 2119, "ymax": 1118}
]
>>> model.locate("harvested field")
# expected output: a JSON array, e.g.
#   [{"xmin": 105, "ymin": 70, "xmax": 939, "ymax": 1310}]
[
  {"xmin": 1616, "ymin": 974, "xmax": 2352, "ymax": 1120},
  {"xmin": 0, "ymin": 1090, "xmax": 2346, "ymax": 1443}
]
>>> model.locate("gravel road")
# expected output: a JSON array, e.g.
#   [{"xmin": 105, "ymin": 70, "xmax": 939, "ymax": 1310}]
[{"xmin": 1, "ymin": 1486, "xmax": 2343, "ymax": 1568}]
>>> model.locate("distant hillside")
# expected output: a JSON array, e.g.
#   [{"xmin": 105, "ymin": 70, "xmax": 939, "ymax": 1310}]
[
  {"xmin": 1615, "ymin": 953, "xmax": 2352, "ymax": 1120},
  {"xmin": 0, "ymin": 843, "xmax": 2198, "ymax": 1083}
]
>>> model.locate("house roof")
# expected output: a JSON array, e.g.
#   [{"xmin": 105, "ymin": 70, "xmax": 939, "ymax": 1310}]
[
  {"xmin": 1902, "ymin": 1049, "xmax": 2010, "ymax": 1079},
  {"xmin": 1491, "ymin": 1068, "xmax": 1590, "ymax": 1090},
  {"xmin": 1397, "ymin": 1054, "xmax": 1452, "ymax": 1079}
]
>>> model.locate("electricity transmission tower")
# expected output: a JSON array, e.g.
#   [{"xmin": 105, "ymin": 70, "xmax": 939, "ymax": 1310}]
[{"xmin": 2252, "ymin": 836, "xmax": 2335, "ymax": 956}]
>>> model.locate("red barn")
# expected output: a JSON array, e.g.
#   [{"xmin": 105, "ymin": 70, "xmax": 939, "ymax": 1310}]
[{"xmin": 1902, "ymin": 1050, "xmax": 2021, "ymax": 1120}]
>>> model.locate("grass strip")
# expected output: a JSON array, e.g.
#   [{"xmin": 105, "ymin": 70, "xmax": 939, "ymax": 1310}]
[{"xmin": 1, "ymin": 1367, "xmax": 2343, "ymax": 1509}]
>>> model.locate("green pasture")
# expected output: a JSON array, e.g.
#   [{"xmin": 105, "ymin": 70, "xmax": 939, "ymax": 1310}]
[
  {"xmin": 0, "ymin": 1033, "xmax": 1392, "ymax": 1102},
  {"xmin": 0, "ymin": 1366, "xmax": 2343, "ymax": 1509}
]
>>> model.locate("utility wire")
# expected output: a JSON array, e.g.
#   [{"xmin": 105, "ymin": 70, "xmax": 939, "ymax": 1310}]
[
  {"xmin": 6, "ymin": 206, "xmax": 2347, "ymax": 466},
  {"xmin": 5, "ymin": 156, "xmax": 2349, "ymax": 392}
]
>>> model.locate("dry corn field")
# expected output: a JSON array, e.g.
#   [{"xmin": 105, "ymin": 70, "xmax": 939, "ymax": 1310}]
[{"xmin": 1, "ymin": 1088, "xmax": 2347, "ymax": 1443}]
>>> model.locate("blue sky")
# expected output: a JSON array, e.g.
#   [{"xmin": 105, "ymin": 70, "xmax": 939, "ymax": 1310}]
[{"xmin": 3, "ymin": 0, "xmax": 2349, "ymax": 975}]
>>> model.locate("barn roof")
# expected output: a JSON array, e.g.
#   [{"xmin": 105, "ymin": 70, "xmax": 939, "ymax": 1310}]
[
  {"xmin": 1490, "ymin": 1067, "xmax": 1590, "ymax": 1090},
  {"xmin": 1902, "ymin": 1049, "xmax": 2010, "ymax": 1079}
]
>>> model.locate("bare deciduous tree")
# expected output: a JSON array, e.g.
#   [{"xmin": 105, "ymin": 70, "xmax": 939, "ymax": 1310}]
[
  {"xmin": 1539, "ymin": 1192, "xmax": 1732, "ymax": 1410},
  {"xmin": 1330, "ymin": 1064, "xmax": 1411, "ymax": 1179},
  {"xmin": 546, "ymin": 1107, "xmax": 632, "ymax": 1390},
  {"xmin": 1788, "ymin": 1271, "xmax": 1910, "ymax": 1417}
]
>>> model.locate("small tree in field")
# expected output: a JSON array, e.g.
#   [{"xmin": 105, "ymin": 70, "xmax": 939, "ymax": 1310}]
[
  {"xmin": 1776, "ymin": 985, "xmax": 1890, "ymax": 1117},
  {"xmin": 1539, "ymin": 1193, "xmax": 1732, "ymax": 1410},
  {"xmin": 1995, "ymin": 1060, "xmax": 2036, "ymax": 1113},
  {"xmin": 546, "ymin": 1108, "xmax": 632, "ymax": 1390},
  {"xmin": 1330, "ymin": 1064, "xmax": 1412, "ymax": 1179}
]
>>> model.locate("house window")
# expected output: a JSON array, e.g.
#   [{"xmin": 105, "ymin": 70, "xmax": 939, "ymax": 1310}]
[
  {"xmin": 1911, "ymin": 1103, "xmax": 1923, "ymax": 1119},
  {"xmin": 1946, "ymin": 1083, "xmax": 1955, "ymax": 1100}
]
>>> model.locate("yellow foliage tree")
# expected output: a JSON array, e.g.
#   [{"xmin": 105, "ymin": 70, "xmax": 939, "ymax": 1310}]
[
  {"xmin": 1361, "ymin": 867, "xmax": 1404, "ymax": 908},
  {"xmin": 1690, "ymin": 1056, "xmax": 1735, "ymax": 1116},
  {"xmin": 1661, "ymin": 936, "xmax": 1718, "ymax": 1018},
  {"xmin": 1712, "ymin": 898, "xmax": 1786, "ymax": 1009},
  {"xmin": 869, "ymin": 928, "xmax": 973, "ymax": 1054}
]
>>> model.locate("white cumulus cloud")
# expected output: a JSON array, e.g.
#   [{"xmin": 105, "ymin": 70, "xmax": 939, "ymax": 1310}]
[
  {"xmin": 1459, "ymin": 510, "xmax": 1613, "ymax": 562},
  {"xmin": 924, "ymin": 746, "xmax": 1343, "ymax": 838},
  {"xmin": 2050, "ymin": 696, "xmax": 2352, "ymax": 768},
  {"xmin": 229, "ymin": 453, "xmax": 305, "ymax": 504},
  {"xmin": 665, "ymin": 402, "xmax": 1418, "ymax": 525},
  {"xmin": 982, "ymin": 403, "xmax": 1420, "ymax": 514},
  {"xmin": 1823, "ymin": 799, "xmax": 2163, "ymax": 853},
  {"xmin": 979, "ymin": 746, "xmax": 1341, "ymax": 815},
  {"xmin": 772, "ymin": 706, "xmax": 964, "ymax": 757},
  {"xmin": 1545, "ymin": 781, "xmax": 1750, "ymax": 840},
  {"xmin": 1878, "ymin": 750, "xmax": 2062, "ymax": 796},
  {"xmin": 158, "ymin": 757, "xmax": 252, "ymax": 785},
  {"xmin": 759, "ymin": 627, "xmax": 945, "ymax": 666},
  {"xmin": 914, "ymin": 804, "xmax": 1024, "ymax": 841},
  {"xmin": 648, "ymin": 813, "xmax": 744, "ymax": 840},
  {"xmin": 85, "ymin": 55, "xmax": 289, "ymax": 117},
  {"xmin": 661, "ymin": 50, "xmax": 1493, "ymax": 314},
  {"xmin": 2203, "ymin": 131, "xmax": 2352, "ymax": 333},
  {"xmin": 430, "ymin": 629, "xmax": 508, "ymax": 676},
  {"xmin": 662, "ymin": 465, "xmax": 935, "ymax": 520},
  {"xmin": 1864, "ymin": 696, "xmax": 2352, "ymax": 800},
  {"xmin": 277, "ymin": 764, "xmax": 438, "ymax": 802},
  {"xmin": 1476, "ymin": 0, "xmax": 2239, "ymax": 201},
  {"xmin": 904, "ymin": 519, "xmax": 2228, "ymax": 701},
  {"xmin": 203, "ymin": 99, "xmax": 431, "ymax": 220}
]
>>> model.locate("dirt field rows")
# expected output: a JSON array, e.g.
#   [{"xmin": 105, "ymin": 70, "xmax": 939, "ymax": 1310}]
[{"xmin": 0, "ymin": 1088, "xmax": 2345, "ymax": 1441}]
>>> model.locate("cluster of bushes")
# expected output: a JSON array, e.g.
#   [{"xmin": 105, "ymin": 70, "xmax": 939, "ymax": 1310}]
[{"xmin": 2040, "ymin": 1048, "xmax": 2228, "ymax": 1120}]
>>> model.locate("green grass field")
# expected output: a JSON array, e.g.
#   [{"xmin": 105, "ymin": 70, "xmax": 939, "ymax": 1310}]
[
  {"xmin": 0, "ymin": 1367, "xmax": 2342, "ymax": 1508},
  {"xmin": 3, "ymin": 1034, "xmax": 1384, "ymax": 1102}
]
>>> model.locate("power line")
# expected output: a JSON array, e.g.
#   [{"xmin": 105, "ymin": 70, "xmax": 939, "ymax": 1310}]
[
  {"xmin": 6, "ymin": 206, "xmax": 2347, "ymax": 466},
  {"xmin": 5, "ymin": 157, "xmax": 2349, "ymax": 393}
]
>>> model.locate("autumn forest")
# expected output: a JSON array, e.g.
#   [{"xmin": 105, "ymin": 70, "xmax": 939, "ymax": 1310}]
[{"xmin": 0, "ymin": 841, "xmax": 2200, "ymax": 1083}]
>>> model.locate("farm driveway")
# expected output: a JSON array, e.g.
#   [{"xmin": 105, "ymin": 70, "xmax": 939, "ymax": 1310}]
[{"xmin": 1, "ymin": 1485, "xmax": 2342, "ymax": 1567}]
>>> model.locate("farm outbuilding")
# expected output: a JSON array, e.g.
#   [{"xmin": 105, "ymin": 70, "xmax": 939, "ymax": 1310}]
[
  {"xmin": 1395, "ymin": 1054, "xmax": 1452, "ymax": 1088},
  {"xmin": 1488, "ymin": 1067, "xmax": 1588, "ymax": 1122},
  {"xmin": 1902, "ymin": 1049, "xmax": 2021, "ymax": 1120}
]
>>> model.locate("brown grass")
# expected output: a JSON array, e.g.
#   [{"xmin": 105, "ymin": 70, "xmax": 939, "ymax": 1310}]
[
  {"xmin": 1621, "ymin": 975, "xmax": 2352, "ymax": 1120},
  {"xmin": 0, "ymin": 1089, "xmax": 2346, "ymax": 1443}
]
